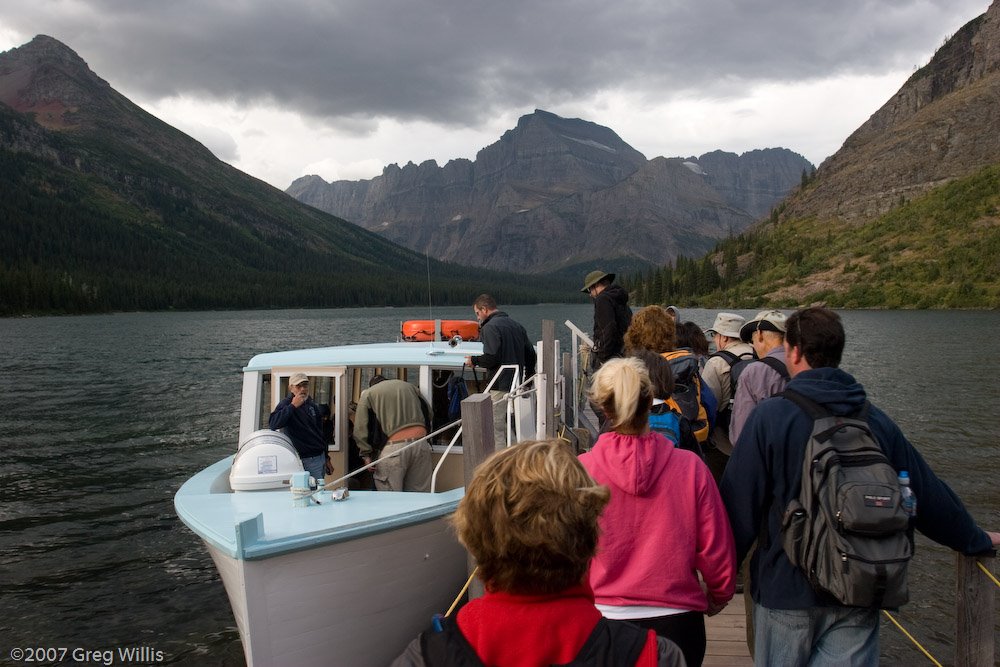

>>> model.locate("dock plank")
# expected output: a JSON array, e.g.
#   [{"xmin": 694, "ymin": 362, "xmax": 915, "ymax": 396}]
[{"xmin": 704, "ymin": 593, "xmax": 753, "ymax": 665}]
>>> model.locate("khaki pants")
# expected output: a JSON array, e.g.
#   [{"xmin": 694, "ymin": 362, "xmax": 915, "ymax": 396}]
[{"xmin": 374, "ymin": 440, "xmax": 432, "ymax": 492}]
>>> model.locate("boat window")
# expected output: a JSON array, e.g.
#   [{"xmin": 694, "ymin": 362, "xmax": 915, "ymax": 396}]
[
  {"xmin": 258, "ymin": 373, "xmax": 272, "ymax": 429},
  {"xmin": 350, "ymin": 366, "xmax": 420, "ymax": 403}
]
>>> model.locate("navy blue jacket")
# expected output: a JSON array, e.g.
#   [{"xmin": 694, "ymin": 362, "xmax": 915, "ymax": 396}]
[
  {"xmin": 720, "ymin": 367, "xmax": 992, "ymax": 609},
  {"xmin": 268, "ymin": 395, "xmax": 327, "ymax": 459}
]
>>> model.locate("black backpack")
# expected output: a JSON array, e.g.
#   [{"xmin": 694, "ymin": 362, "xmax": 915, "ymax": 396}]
[
  {"xmin": 418, "ymin": 615, "xmax": 648, "ymax": 666},
  {"xmin": 780, "ymin": 389, "xmax": 912, "ymax": 608},
  {"xmin": 708, "ymin": 349, "xmax": 756, "ymax": 434},
  {"xmin": 660, "ymin": 349, "xmax": 710, "ymax": 443}
]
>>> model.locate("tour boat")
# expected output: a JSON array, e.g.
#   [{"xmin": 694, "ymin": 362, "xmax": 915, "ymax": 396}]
[{"xmin": 175, "ymin": 321, "xmax": 565, "ymax": 667}]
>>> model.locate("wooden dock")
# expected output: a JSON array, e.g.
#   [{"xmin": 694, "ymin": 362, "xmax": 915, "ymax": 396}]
[{"xmin": 704, "ymin": 593, "xmax": 753, "ymax": 666}]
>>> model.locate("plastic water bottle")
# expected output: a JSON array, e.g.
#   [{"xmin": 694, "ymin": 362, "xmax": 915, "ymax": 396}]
[{"xmin": 898, "ymin": 471, "xmax": 917, "ymax": 519}]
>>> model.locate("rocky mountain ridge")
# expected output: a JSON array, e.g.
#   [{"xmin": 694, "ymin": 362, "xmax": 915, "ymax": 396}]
[
  {"xmin": 660, "ymin": 0, "xmax": 1000, "ymax": 310},
  {"xmin": 288, "ymin": 110, "xmax": 812, "ymax": 274},
  {"xmin": 782, "ymin": 0, "xmax": 1000, "ymax": 222}
]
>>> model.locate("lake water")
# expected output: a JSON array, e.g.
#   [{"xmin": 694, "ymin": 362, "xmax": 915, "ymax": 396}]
[{"xmin": 1, "ymin": 306, "xmax": 997, "ymax": 666}]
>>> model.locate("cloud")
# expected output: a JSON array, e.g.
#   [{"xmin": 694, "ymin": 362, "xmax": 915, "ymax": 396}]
[
  {"xmin": 3, "ymin": 0, "xmax": 987, "ymax": 125},
  {"xmin": 0, "ymin": 0, "xmax": 990, "ymax": 187}
]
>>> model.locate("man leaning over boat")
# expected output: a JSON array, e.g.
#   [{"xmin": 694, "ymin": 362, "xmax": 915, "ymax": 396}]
[{"xmin": 354, "ymin": 375, "xmax": 434, "ymax": 492}]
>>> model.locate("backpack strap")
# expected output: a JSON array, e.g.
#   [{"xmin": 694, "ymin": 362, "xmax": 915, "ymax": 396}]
[
  {"xmin": 709, "ymin": 349, "xmax": 740, "ymax": 366},
  {"xmin": 710, "ymin": 349, "xmax": 755, "ymax": 368},
  {"xmin": 783, "ymin": 389, "xmax": 875, "ymax": 445},
  {"xmin": 781, "ymin": 388, "xmax": 828, "ymax": 419},
  {"xmin": 569, "ymin": 618, "xmax": 649, "ymax": 667},
  {"xmin": 759, "ymin": 356, "xmax": 790, "ymax": 380}
]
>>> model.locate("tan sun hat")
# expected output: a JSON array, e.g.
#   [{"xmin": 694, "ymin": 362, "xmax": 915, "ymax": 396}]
[
  {"xmin": 288, "ymin": 372, "xmax": 309, "ymax": 386},
  {"xmin": 706, "ymin": 312, "xmax": 745, "ymax": 339}
]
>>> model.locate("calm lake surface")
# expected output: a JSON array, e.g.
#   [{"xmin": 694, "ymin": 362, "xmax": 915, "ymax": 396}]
[{"xmin": 1, "ymin": 306, "xmax": 997, "ymax": 666}]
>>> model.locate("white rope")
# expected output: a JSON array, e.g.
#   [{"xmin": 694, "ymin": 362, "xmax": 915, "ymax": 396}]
[{"xmin": 290, "ymin": 484, "xmax": 323, "ymax": 504}]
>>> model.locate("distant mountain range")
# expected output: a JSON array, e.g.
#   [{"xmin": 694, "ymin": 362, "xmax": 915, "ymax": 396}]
[
  {"xmin": 637, "ymin": 0, "xmax": 1000, "ymax": 309},
  {"xmin": 0, "ymin": 36, "xmax": 570, "ymax": 315},
  {"xmin": 12, "ymin": 5, "xmax": 988, "ymax": 317},
  {"xmin": 288, "ymin": 110, "xmax": 812, "ymax": 275}
]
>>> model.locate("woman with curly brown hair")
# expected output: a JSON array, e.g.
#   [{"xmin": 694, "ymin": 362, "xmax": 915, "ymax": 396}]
[
  {"xmin": 392, "ymin": 439, "xmax": 685, "ymax": 667},
  {"xmin": 624, "ymin": 306, "xmax": 715, "ymax": 444},
  {"xmin": 624, "ymin": 305, "xmax": 676, "ymax": 354}
]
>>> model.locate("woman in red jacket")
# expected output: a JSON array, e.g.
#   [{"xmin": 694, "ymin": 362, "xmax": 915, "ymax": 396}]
[
  {"xmin": 392, "ymin": 439, "xmax": 685, "ymax": 667},
  {"xmin": 580, "ymin": 357, "xmax": 736, "ymax": 667}
]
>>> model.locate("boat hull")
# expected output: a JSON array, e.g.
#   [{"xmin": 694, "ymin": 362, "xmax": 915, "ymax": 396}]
[
  {"xmin": 176, "ymin": 457, "xmax": 468, "ymax": 666},
  {"xmin": 205, "ymin": 517, "xmax": 465, "ymax": 667}
]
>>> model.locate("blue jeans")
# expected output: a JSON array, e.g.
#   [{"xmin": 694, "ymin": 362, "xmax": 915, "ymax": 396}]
[
  {"xmin": 300, "ymin": 454, "xmax": 327, "ymax": 487},
  {"xmin": 754, "ymin": 603, "xmax": 879, "ymax": 666}
]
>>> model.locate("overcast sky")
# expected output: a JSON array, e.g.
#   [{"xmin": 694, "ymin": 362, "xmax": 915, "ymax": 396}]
[{"xmin": 0, "ymin": 0, "xmax": 990, "ymax": 189}]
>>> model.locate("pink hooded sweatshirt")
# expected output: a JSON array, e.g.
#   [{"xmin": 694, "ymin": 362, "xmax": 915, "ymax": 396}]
[{"xmin": 579, "ymin": 431, "xmax": 736, "ymax": 612}]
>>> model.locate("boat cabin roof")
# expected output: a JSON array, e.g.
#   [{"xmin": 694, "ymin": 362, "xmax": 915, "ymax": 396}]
[{"xmin": 243, "ymin": 341, "xmax": 483, "ymax": 373}]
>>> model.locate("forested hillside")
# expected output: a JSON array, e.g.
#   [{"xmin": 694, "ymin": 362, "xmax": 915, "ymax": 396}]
[
  {"xmin": 625, "ymin": 165, "xmax": 1000, "ymax": 309},
  {"xmin": 0, "ymin": 38, "xmax": 575, "ymax": 316}
]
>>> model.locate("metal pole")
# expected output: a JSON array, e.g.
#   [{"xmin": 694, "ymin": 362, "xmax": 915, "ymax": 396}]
[{"xmin": 542, "ymin": 320, "xmax": 556, "ymax": 437}]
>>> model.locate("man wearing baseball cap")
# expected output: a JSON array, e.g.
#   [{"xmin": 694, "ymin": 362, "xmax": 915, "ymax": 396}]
[
  {"xmin": 268, "ymin": 373, "xmax": 329, "ymax": 486},
  {"xmin": 730, "ymin": 310, "xmax": 789, "ymax": 444},
  {"xmin": 702, "ymin": 312, "xmax": 755, "ymax": 481}
]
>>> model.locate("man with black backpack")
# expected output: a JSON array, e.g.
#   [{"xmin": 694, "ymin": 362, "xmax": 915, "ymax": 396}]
[
  {"xmin": 720, "ymin": 307, "xmax": 999, "ymax": 665},
  {"xmin": 702, "ymin": 312, "xmax": 755, "ymax": 480},
  {"xmin": 729, "ymin": 310, "xmax": 790, "ymax": 444}
]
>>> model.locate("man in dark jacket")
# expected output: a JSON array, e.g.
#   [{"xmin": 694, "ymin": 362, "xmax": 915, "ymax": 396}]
[
  {"xmin": 468, "ymin": 293, "xmax": 536, "ymax": 391},
  {"xmin": 268, "ymin": 372, "xmax": 328, "ymax": 486},
  {"xmin": 720, "ymin": 307, "xmax": 998, "ymax": 665},
  {"xmin": 581, "ymin": 270, "xmax": 632, "ymax": 367},
  {"xmin": 467, "ymin": 294, "xmax": 536, "ymax": 448}
]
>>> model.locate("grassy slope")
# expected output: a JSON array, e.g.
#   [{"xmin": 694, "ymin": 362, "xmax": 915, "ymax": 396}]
[{"xmin": 687, "ymin": 164, "xmax": 1000, "ymax": 309}]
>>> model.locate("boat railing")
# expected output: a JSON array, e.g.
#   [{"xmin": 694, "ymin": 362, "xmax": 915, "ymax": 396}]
[
  {"xmin": 481, "ymin": 363, "xmax": 531, "ymax": 449},
  {"xmin": 430, "ymin": 425, "xmax": 463, "ymax": 493},
  {"xmin": 321, "ymin": 418, "xmax": 463, "ymax": 492},
  {"xmin": 324, "ymin": 364, "xmax": 539, "ymax": 494}
]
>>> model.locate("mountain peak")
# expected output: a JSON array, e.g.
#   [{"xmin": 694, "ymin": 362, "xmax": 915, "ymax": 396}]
[
  {"xmin": 0, "ymin": 34, "xmax": 111, "ymax": 129},
  {"xmin": 16, "ymin": 35, "xmax": 89, "ymax": 65}
]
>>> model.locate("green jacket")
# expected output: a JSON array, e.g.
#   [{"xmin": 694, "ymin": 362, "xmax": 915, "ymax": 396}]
[{"xmin": 354, "ymin": 379, "xmax": 431, "ymax": 456}]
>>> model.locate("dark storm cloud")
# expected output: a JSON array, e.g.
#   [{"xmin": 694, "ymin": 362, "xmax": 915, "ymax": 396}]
[{"xmin": 2, "ymin": 0, "xmax": 988, "ymax": 129}]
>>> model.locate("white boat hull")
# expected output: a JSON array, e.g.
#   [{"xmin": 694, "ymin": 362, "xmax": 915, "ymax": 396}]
[
  {"xmin": 205, "ymin": 517, "xmax": 465, "ymax": 667},
  {"xmin": 176, "ymin": 456, "xmax": 468, "ymax": 667}
]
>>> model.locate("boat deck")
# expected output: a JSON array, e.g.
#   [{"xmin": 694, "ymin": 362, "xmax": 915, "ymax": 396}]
[{"xmin": 704, "ymin": 594, "xmax": 753, "ymax": 665}]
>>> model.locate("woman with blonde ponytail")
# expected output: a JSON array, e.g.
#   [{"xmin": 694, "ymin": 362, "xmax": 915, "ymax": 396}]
[{"xmin": 580, "ymin": 357, "xmax": 737, "ymax": 667}]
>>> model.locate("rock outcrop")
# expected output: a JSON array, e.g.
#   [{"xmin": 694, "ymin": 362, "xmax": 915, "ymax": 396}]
[
  {"xmin": 782, "ymin": 0, "xmax": 1000, "ymax": 222},
  {"xmin": 289, "ymin": 110, "xmax": 812, "ymax": 273}
]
